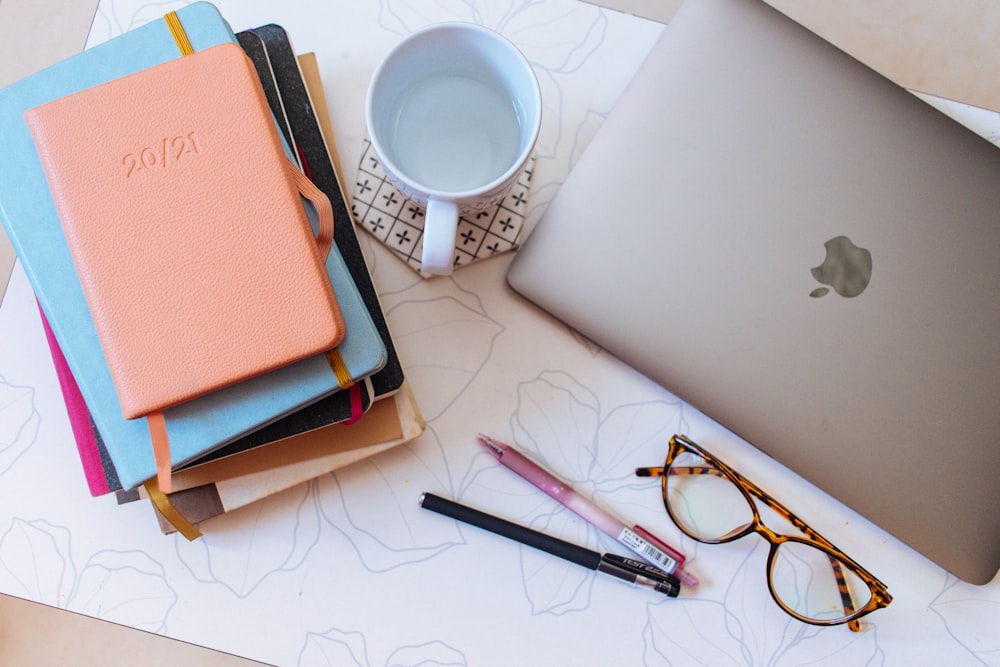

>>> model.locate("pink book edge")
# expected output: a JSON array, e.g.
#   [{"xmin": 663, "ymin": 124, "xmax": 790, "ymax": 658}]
[{"xmin": 37, "ymin": 301, "xmax": 110, "ymax": 496}]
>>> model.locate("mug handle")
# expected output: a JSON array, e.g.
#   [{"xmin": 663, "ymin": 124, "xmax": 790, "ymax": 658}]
[{"xmin": 421, "ymin": 198, "xmax": 459, "ymax": 275}]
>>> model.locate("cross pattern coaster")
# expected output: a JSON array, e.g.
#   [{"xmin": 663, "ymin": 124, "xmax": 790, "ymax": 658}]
[{"xmin": 351, "ymin": 139, "xmax": 534, "ymax": 276}]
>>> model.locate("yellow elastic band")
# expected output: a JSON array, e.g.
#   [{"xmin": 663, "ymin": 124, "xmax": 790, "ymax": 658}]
[
  {"xmin": 325, "ymin": 348, "xmax": 355, "ymax": 389},
  {"xmin": 164, "ymin": 11, "xmax": 195, "ymax": 56},
  {"xmin": 144, "ymin": 479, "xmax": 203, "ymax": 540}
]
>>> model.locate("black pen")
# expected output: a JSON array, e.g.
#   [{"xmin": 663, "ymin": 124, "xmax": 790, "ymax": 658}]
[{"xmin": 419, "ymin": 492, "xmax": 680, "ymax": 597}]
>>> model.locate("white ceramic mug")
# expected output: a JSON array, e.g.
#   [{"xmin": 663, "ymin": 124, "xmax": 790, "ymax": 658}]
[{"xmin": 366, "ymin": 23, "xmax": 541, "ymax": 276}]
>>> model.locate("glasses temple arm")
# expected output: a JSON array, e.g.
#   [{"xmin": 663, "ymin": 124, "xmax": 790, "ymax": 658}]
[{"xmin": 825, "ymin": 552, "xmax": 862, "ymax": 631}]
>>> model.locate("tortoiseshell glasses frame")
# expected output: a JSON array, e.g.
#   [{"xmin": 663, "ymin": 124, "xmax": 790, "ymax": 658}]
[{"xmin": 636, "ymin": 434, "xmax": 892, "ymax": 631}]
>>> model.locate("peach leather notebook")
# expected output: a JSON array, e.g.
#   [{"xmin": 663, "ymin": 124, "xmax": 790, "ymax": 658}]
[
  {"xmin": 25, "ymin": 41, "xmax": 345, "ymax": 494},
  {"xmin": 25, "ymin": 41, "xmax": 344, "ymax": 419}
]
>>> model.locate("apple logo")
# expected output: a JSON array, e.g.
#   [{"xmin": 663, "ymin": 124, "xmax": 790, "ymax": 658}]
[{"xmin": 809, "ymin": 235, "xmax": 872, "ymax": 298}]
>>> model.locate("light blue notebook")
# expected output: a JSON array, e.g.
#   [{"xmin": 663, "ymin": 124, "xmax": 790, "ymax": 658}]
[{"xmin": 0, "ymin": 3, "xmax": 385, "ymax": 489}]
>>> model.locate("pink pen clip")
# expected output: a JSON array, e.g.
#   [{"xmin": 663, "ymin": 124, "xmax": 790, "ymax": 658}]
[{"xmin": 477, "ymin": 434, "xmax": 698, "ymax": 587}]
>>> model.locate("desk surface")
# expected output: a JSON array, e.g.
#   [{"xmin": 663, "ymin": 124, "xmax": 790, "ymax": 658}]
[{"xmin": 1, "ymin": 1, "xmax": 998, "ymax": 666}]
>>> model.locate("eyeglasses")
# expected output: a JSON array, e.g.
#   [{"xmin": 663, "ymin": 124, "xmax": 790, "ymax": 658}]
[{"xmin": 636, "ymin": 435, "xmax": 892, "ymax": 631}]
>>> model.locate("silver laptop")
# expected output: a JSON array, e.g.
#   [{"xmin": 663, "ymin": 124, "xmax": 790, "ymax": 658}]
[{"xmin": 508, "ymin": 0, "xmax": 999, "ymax": 584}]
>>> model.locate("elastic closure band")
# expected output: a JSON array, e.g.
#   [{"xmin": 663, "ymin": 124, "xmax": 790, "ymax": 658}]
[
  {"xmin": 164, "ymin": 11, "xmax": 195, "ymax": 56},
  {"xmin": 288, "ymin": 158, "xmax": 335, "ymax": 259},
  {"xmin": 325, "ymin": 348, "xmax": 355, "ymax": 389}
]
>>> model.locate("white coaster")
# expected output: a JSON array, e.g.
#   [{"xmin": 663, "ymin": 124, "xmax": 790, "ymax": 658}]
[{"xmin": 351, "ymin": 139, "xmax": 534, "ymax": 276}]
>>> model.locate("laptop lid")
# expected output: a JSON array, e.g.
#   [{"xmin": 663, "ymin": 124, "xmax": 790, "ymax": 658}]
[{"xmin": 507, "ymin": 0, "xmax": 1000, "ymax": 584}]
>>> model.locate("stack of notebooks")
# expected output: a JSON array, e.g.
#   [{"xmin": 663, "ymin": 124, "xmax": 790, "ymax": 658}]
[{"xmin": 0, "ymin": 3, "xmax": 422, "ymax": 539}]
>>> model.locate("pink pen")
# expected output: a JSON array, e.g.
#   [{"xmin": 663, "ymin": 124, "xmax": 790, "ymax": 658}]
[{"xmin": 478, "ymin": 434, "xmax": 698, "ymax": 587}]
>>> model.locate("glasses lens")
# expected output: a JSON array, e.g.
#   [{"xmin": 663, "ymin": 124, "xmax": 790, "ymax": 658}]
[
  {"xmin": 770, "ymin": 540, "xmax": 873, "ymax": 624},
  {"xmin": 665, "ymin": 450, "xmax": 754, "ymax": 541}
]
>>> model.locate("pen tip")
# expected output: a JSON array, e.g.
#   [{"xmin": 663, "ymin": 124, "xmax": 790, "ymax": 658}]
[{"xmin": 477, "ymin": 434, "xmax": 504, "ymax": 457}]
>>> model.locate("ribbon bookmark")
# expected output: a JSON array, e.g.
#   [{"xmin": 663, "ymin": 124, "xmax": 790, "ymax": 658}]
[
  {"xmin": 147, "ymin": 410, "xmax": 173, "ymax": 494},
  {"xmin": 343, "ymin": 384, "xmax": 364, "ymax": 425},
  {"xmin": 326, "ymin": 349, "xmax": 365, "ymax": 423},
  {"xmin": 144, "ymin": 479, "xmax": 203, "ymax": 540}
]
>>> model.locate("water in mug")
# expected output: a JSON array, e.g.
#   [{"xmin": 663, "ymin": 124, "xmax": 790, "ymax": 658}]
[{"xmin": 387, "ymin": 72, "xmax": 522, "ymax": 192}]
